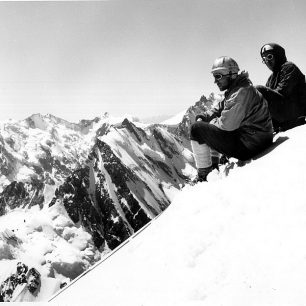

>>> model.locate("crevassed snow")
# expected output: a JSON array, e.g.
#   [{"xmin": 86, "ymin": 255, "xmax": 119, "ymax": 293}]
[
  {"xmin": 0, "ymin": 203, "xmax": 101, "ymax": 300},
  {"xmin": 51, "ymin": 124, "xmax": 306, "ymax": 306}
]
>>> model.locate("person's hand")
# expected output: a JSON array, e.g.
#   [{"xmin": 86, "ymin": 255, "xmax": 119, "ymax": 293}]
[{"xmin": 195, "ymin": 114, "xmax": 210, "ymax": 122}]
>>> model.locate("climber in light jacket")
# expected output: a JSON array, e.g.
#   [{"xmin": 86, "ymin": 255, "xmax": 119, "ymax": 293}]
[
  {"xmin": 256, "ymin": 43, "xmax": 306, "ymax": 131},
  {"xmin": 190, "ymin": 56, "xmax": 273, "ymax": 182}
]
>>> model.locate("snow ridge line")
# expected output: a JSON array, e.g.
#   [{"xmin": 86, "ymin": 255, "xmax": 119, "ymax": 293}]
[{"xmin": 48, "ymin": 208, "xmax": 167, "ymax": 302}]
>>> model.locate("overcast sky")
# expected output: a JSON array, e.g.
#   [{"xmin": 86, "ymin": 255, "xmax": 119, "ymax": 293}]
[{"xmin": 0, "ymin": 0, "xmax": 305, "ymax": 123}]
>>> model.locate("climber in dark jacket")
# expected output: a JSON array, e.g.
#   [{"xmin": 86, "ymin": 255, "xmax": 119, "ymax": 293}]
[{"xmin": 256, "ymin": 43, "xmax": 306, "ymax": 131}]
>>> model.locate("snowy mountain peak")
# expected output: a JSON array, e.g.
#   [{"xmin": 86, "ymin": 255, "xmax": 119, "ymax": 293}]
[
  {"xmin": 25, "ymin": 113, "xmax": 49, "ymax": 130},
  {"xmin": 161, "ymin": 93, "xmax": 219, "ymax": 129},
  {"xmin": 23, "ymin": 113, "xmax": 98, "ymax": 135}
]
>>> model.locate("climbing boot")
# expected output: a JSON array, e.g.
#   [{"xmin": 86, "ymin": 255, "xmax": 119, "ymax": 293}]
[{"xmin": 192, "ymin": 166, "xmax": 213, "ymax": 183}]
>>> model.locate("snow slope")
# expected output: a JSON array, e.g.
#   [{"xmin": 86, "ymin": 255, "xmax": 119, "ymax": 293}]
[{"xmin": 51, "ymin": 124, "xmax": 306, "ymax": 306}]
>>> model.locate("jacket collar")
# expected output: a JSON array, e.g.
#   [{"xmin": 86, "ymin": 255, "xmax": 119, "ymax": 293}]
[{"xmin": 225, "ymin": 71, "xmax": 251, "ymax": 96}]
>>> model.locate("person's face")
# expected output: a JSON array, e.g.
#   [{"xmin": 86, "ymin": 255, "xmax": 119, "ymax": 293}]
[
  {"xmin": 213, "ymin": 72, "xmax": 231, "ymax": 91},
  {"xmin": 262, "ymin": 52, "xmax": 276, "ymax": 71}
]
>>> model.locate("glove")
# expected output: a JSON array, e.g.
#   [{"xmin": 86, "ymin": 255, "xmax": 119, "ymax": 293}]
[{"xmin": 195, "ymin": 114, "xmax": 210, "ymax": 122}]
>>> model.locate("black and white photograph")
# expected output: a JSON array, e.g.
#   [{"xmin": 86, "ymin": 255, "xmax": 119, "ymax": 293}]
[{"xmin": 0, "ymin": 0, "xmax": 306, "ymax": 304}]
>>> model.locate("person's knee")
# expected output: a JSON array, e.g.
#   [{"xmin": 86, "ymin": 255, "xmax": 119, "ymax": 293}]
[{"xmin": 190, "ymin": 121, "xmax": 208, "ymax": 140}]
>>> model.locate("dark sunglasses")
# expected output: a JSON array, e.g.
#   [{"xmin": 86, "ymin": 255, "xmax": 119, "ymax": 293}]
[
  {"xmin": 213, "ymin": 73, "xmax": 231, "ymax": 80},
  {"xmin": 262, "ymin": 53, "xmax": 274, "ymax": 63}
]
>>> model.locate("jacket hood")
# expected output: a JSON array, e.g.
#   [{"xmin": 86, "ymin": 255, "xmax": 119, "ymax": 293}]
[
  {"xmin": 233, "ymin": 70, "xmax": 251, "ymax": 85},
  {"xmin": 260, "ymin": 43, "xmax": 287, "ymax": 70}
]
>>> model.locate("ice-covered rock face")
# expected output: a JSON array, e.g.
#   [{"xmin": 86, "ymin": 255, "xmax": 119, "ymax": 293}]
[{"xmin": 48, "ymin": 119, "xmax": 195, "ymax": 250}]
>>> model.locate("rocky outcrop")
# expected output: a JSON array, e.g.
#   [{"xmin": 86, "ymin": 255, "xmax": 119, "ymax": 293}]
[
  {"xmin": 120, "ymin": 118, "xmax": 148, "ymax": 143},
  {"xmin": 0, "ymin": 178, "xmax": 45, "ymax": 214},
  {"xmin": 0, "ymin": 262, "xmax": 41, "ymax": 302},
  {"xmin": 175, "ymin": 94, "xmax": 217, "ymax": 145},
  {"xmin": 48, "ymin": 137, "xmax": 164, "ymax": 250}
]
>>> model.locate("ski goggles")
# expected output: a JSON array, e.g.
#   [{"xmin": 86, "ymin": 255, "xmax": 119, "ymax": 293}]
[
  {"xmin": 213, "ymin": 73, "xmax": 231, "ymax": 81},
  {"xmin": 262, "ymin": 53, "xmax": 274, "ymax": 63}
]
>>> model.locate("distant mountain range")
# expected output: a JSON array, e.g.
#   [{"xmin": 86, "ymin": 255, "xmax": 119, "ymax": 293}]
[{"xmin": 0, "ymin": 94, "xmax": 217, "ymax": 302}]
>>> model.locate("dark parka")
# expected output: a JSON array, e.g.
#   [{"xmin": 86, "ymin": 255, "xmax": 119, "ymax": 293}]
[{"xmin": 261, "ymin": 43, "xmax": 306, "ymax": 122}]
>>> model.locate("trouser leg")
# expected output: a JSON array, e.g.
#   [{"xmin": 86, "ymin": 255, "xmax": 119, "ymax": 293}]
[{"xmin": 190, "ymin": 121, "xmax": 252, "ymax": 161}]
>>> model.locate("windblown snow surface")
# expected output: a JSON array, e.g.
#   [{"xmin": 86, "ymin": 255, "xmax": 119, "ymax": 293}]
[{"xmin": 50, "ymin": 124, "xmax": 306, "ymax": 306}]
